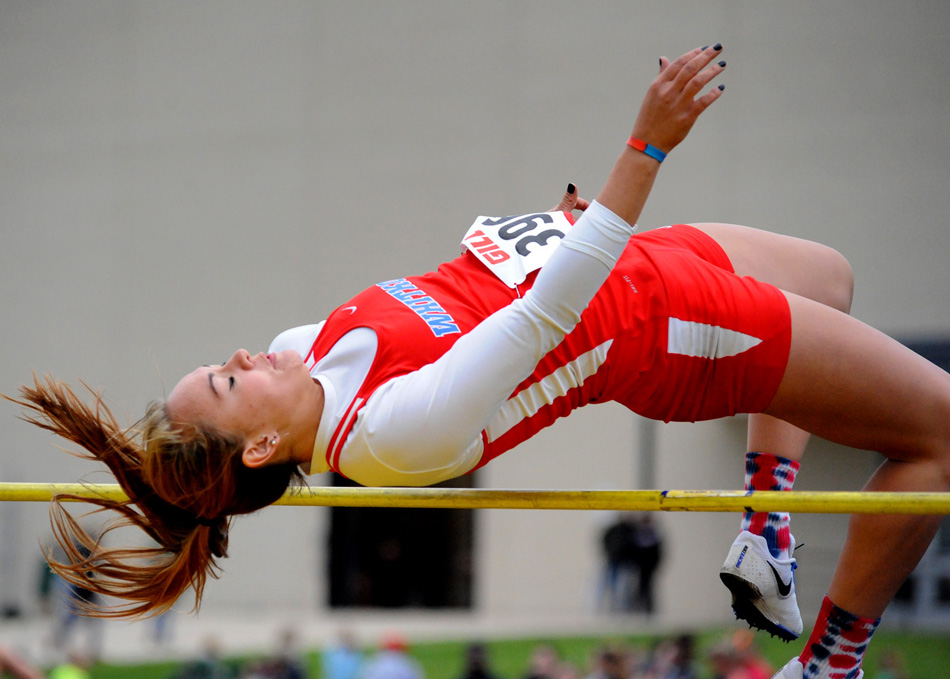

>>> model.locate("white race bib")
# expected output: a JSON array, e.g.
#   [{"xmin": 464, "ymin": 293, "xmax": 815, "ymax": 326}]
[{"xmin": 461, "ymin": 212, "xmax": 574, "ymax": 288}]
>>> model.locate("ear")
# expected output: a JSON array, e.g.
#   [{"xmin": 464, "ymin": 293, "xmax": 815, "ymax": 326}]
[{"xmin": 241, "ymin": 433, "xmax": 280, "ymax": 469}]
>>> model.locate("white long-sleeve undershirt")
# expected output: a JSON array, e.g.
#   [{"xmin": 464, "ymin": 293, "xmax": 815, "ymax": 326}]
[{"xmin": 272, "ymin": 201, "xmax": 636, "ymax": 487}]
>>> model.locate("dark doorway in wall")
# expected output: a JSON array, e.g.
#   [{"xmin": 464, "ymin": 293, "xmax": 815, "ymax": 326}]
[
  {"xmin": 327, "ymin": 473, "xmax": 474, "ymax": 608},
  {"xmin": 900, "ymin": 337, "xmax": 950, "ymax": 373}
]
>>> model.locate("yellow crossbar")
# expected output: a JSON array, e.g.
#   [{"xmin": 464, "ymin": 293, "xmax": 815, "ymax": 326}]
[{"xmin": 0, "ymin": 483, "xmax": 947, "ymax": 514}]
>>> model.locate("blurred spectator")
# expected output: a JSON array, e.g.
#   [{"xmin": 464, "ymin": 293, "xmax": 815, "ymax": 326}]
[
  {"xmin": 641, "ymin": 639, "xmax": 675, "ymax": 678},
  {"xmin": 599, "ymin": 513, "xmax": 639, "ymax": 612},
  {"xmin": 240, "ymin": 659, "xmax": 271, "ymax": 679},
  {"xmin": 175, "ymin": 636, "xmax": 236, "ymax": 679},
  {"xmin": 707, "ymin": 642, "xmax": 742, "ymax": 679},
  {"xmin": 666, "ymin": 634, "xmax": 698, "ymax": 679},
  {"xmin": 583, "ymin": 646, "xmax": 628, "ymax": 679},
  {"xmin": 269, "ymin": 628, "xmax": 307, "ymax": 679},
  {"xmin": 522, "ymin": 644, "xmax": 561, "ymax": 679},
  {"xmin": 642, "ymin": 635, "xmax": 696, "ymax": 679},
  {"xmin": 598, "ymin": 514, "xmax": 664, "ymax": 614},
  {"xmin": 361, "ymin": 633, "xmax": 423, "ymax": 679},
  {"xmin": 729, "ymin": 631, "xmax": 771, "ymax": 679},
  {"xmin": 322, "ymin": 630, "xmax": 363, "ymax": 679},
  {"xmin": 135, "ymin": 537, "xmax": 174, "ymax": 648},
  {"xmin": 50, "ymin": 571, "xmax": 104, "ymax": 662},
  {"xmin": 0, "ymin": 646, "xmax": 43, "ymax": 679},
  {"xmin": 707, "ymin": 633, "xmax": 770, "ymax": 679},
  {"xmin": 554, "ymin": 661, "xmax": 582, "ymax": 679},
  {"xmin": 873, "ymin": 649, "xmax": 908, "ymax": 679},
  {"xmin": 458, "ymin": 643, "xmax": 501, "ymax": 679},
  {"xmin": 629, "ymin": 515, "xmax": 662, "ymax": 614},
  {"xmin": 239, "ymin": 651, "xmax": 307, "ymax": 679},
  {"xmin": 50, "ymin": 569, "xmax": 104, "ymax": 660},
  {"xmin": 37, "ymin": 558, "xmax": 56, "ymax": 616},
  {"xmin": 47, "ymin": 528, "xmax": 105, "ymax": 662},
  {"xmin": 151, "ymin": 610, "xmax": 174, "ymax": 647}
]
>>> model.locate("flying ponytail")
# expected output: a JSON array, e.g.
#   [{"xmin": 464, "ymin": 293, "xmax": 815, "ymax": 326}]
[{"xmin": 6, "ymin": 374, "xmax": 300, "ymax": 618}]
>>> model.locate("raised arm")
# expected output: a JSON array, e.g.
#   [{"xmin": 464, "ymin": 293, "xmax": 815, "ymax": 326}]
[
  {"xmin": 547, "ymin": 46, "xmax": 724, "ymax": 221},
  {"xmin": 342, "ymin": 46, "xmax": 727, "ymax": 486},
  {"xmin": 597, "ymin": 44, "xmax": 725, "ymax": 224}
]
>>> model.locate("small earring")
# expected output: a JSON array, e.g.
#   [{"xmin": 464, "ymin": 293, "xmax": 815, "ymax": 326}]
[{"xmin": 270, "ymin": 438, "xmax": 277, "ymax": 446}]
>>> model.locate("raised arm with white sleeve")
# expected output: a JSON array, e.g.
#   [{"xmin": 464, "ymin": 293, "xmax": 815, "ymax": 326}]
[{"xmin": 338, "ymin": 47, "xmax": 726, "ymax": 486}]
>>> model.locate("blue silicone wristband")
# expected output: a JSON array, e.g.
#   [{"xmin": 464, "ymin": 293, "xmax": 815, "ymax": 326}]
[{"xmin": 626, "ymin": 136, "xmax": 667, "ymax": 163}]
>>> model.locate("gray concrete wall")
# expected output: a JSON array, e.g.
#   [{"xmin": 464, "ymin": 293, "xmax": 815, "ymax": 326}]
[{"xmin": 2, "ymin": 0, "xmax": 949, "ymax": 636}]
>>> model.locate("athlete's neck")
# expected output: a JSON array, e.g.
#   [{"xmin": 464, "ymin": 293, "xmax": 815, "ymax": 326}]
[{"xmin": 292, "ymin": 378, "xmax": 324, "ymax": 473}]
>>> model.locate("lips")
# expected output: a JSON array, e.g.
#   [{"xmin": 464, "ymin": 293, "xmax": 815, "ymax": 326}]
[{"xmin": 267, "ymin": 353, "xmax": 277, "ymax": 369}]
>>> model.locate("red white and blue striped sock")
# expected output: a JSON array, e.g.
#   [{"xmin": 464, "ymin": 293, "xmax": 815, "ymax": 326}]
[
  {"xmin": 799, "ymin": 595, "xmax": 880, "ymax": 679},
  {"xmin": 740, "ymin": 451, "xmax": 800, "ymax": 557}
]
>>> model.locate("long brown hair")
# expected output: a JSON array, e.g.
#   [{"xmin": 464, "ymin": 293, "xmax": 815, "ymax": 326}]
[{"xmin": 6, "ymin": 374, "xmax": 301, "ymax": 618}]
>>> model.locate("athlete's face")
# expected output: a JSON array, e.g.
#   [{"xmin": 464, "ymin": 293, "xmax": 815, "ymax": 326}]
[{"xmin": 167, "ymin": 349, "xmax": 314, "ymax": 447}]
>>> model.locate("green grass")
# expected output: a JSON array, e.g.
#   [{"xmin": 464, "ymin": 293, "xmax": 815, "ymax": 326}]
[{"xmin": 80, "ymin": 628, "xmax": 950, "ymax": 679}]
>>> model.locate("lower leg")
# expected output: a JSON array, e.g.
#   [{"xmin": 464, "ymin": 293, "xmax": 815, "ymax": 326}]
[
  {"xmin": 747, "ymin": 414, "xmax": 810, "ymax": 464},
  {"xmin": 739, "ymin": 434, "xmax": 802, "ymax": 557},
  {"xmin": 766, "ymin": 295, "xmax": 950, "ymax": 674},
  {"xmin": 828, "ymin": 459, "xmax": 946, "ymax": 618},
  {"xmin": 794, "ymin": 460, "xmax": 945, "ymax": 678},
  {"xmin": 770, "ymin": 297, "xmax": 950, "ymax": 618},
  {"xmin": 798, "ymin": 596, "xmax": 880, "ymax": 679}
]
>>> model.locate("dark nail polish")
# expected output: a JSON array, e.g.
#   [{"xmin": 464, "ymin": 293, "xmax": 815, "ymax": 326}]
[
  {"xmin": 718, "ymin": 84, "xmax": 725, "ymax": 91},
  {"xmin": 567, "ymin": 183, "xmax": 576, "ymax": 195},
  {"xmin": 718, "ymin": 60, "xmax": 726, "ymax": 67},
  {"xmin": 702, "ymin": 46, "xmax": 709, "ymax": 51},
  {"xmin": 713, "ymin": 42, "xmax": 723, "ymax": 51}
]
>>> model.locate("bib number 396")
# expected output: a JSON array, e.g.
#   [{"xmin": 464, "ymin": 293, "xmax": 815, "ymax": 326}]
[{"xmin": 461, "ymin": 211, "xmax": 574, "ymax": 288}]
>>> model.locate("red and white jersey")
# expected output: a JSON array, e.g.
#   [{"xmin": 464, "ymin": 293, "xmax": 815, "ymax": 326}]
[{"xmin": 270, "ymin": 205, "xmax": 791, "ymax": 487}]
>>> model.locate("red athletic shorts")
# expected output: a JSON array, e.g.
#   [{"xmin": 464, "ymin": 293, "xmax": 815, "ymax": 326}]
[{"xmin": 604, "ymin": 225, "xmax": 792, "ymax": 423}]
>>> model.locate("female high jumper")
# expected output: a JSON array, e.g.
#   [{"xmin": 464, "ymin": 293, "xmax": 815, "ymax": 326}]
[{"xmin": 9, "ymin": 45, "xmax": 948, "ymax": 679}]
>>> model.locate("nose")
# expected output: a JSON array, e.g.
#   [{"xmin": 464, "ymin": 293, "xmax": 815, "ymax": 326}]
[{"xmin": 224, "ymin": 349, "xmax": 253, "ymax": 369}]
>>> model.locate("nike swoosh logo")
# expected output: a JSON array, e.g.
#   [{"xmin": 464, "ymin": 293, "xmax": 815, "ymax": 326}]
[
  {"xmin": 341, "ymin": 306, "xmax": 358, "ymax": 314},
  {"xmin": 768, "ymin": 562, "xmax": 793, "ymax": 597}
]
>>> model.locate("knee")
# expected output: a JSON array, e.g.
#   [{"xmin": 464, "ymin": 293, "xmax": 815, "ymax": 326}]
[
  {"xmin": 914, "ymin": 445, "xmax": 950, "ymax": 493},
  {"xmin": 817, "ymin": 244, "xmax": 855, "ymax": 314},
  {"xmin": 908, "ymin": 393, "xmax": 950, "ymax": 484}
]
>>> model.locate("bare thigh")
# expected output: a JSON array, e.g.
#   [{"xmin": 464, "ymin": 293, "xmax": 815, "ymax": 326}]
[
  {"xmin": 690, "ymin": 222, "xmax": 854, "ymax": 312},
  {"xmin": 766, "ymin": 291, "xmax": 950, "ymax": 462}
]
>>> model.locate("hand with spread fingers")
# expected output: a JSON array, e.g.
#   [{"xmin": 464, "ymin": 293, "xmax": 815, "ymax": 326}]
[{"xmin": 631, "ymin": 44, "xmax": 726, "ymax": 156}]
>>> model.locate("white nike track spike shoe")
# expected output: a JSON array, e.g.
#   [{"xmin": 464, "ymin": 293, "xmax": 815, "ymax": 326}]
[
  {"xmin": 772, "ymin": 657, "xmax": 863, "ymax": 679},
  {"xmin": 720, "ymin": 530, "xmax": 803, "ymax": 642}
]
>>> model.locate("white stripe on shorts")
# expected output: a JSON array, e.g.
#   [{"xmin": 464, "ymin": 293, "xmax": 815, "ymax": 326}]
[{"xmin": 667, "ymin": 317, "xmax": 762, "ymax": 359}]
